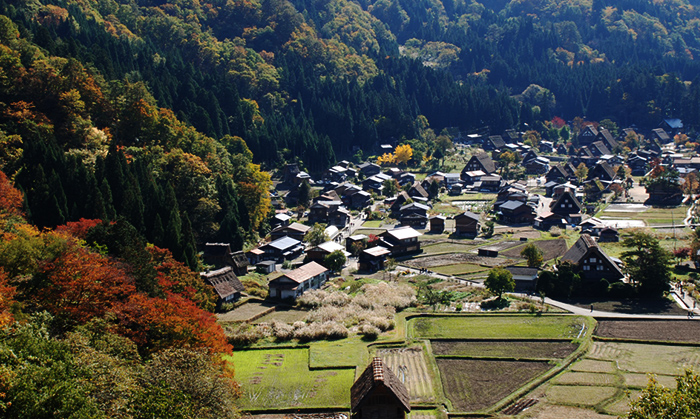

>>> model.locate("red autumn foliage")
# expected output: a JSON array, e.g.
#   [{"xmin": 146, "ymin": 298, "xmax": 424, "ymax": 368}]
[
  {"xmin": 147, "ymin": 245, "xmax": 217, "ymax": 312},
  {"xmin": 55, "ymin": 218, "xmax": 102, "ymax": 239},
  {"xmin": 0, "ymin": 170, "xmax": 24, "ymax": 216},
  {"xmin": 115, "ymin": 292, "xmax": 232, "ymax": 356},
  {"xmin": 0, "ymin": 268, "xmax": 15, "ymax": 327},
  {"xmin": 37, "ymin": 242, "xmax": 137, "ymax": 325},
  {"xmin": 551, "ymin": 116, "xmax": 566, "ymax": 128}
]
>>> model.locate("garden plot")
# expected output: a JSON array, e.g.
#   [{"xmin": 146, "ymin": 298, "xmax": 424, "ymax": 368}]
[
  {"xmin": 377, "ymin": 346, "xmax": 436, "ymax": 403},
  {"xmin": 411, "ymin": 315, "xmax": 588, "ymax": 340},
  {"xmin": 406, "ymin": 253, "xmax": 515, "ymax": 269},
  {"xmin": 217, "ymin": 301, "xmax": 276, "ymax": 323},
  {"xmin": 587, "ymin": 341, "xmax": 700, "ymax": 376},
  {"xmin": 431, "ymin": 340, "xmax": 578, "ymax": 359},
  {"xmin": 227, "ymin": 348, "xmax": 354, "ymax": 410},
  {"xmin": 595, "ymin": 319, "xmax": 700, "ymax": 343},
  {"xmin": 499, "ymin": 239, "xmax": 568, "ymax": 262},
  {"xmin": 437, "ymin": 359, "xmax": 551, "ymax": 412}
]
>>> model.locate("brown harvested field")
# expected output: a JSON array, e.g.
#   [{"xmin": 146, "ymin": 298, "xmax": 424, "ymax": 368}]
[
  {"xmin": 217, "ymin": 301, "xmax": 276, "ymax": 322},
  {"xmin": 436, "ymin": 359, "xmax": 551, "ymax": 412},
  {"xmin": 431, "ymin": 340, "xmax": 578, "ymax": 359},
  {"xmin": 595, "ymin": 319, "xmax": 700, "ymax": 343},
  {"xmin": 406, "ymin": 253, "xmax": 517, "ymax": 269},
  {"xmin": 500, "ymin": 239, "xmax": 568, "ymax": 261},
  {"xmin": 564, "ymin": 297, "xmax": 686, "ymax": 315},
  {"xmin": 255, "ymin": 307, "xmax": 308, "ymax": 323}
]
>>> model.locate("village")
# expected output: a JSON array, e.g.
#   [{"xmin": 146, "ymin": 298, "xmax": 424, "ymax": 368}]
[{"xmin": 201, "ymin": 119, "xmax": 700, "ymax": 419}]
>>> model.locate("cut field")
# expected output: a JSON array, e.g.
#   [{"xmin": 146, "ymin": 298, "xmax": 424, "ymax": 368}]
[
  {"xmin": 499, "ymin": 239, "xmax": 568, "ymax": 262},
  {"xmin": 378, "ymin": 346, "xmax": 437, "ymax": 403},
  {"xmin": 595, "ymin": 319, "xmax": 700, "ymax": 342},
  {"xmin": 407, "ymin": 253, "xmax": 515, "ymax": 269},
  {"xmin": 431, "ymin": 340, "xmax": 578, "ymax": 359},
  {"xmin": 217, "ymin": 301, "xmax": 276, "ymax": 323},
  {"xmin": 437, "ymin": 359, "xmax": 552, "ymax": 412},
  {"xmin": 421, "ymin": 241, "xmax": 478, "ymax": 254},
  {"xmin": 544, "ymin": 385, "xmax": 619, "ymax": 407},
  {"xmin": 410, "ymin": 315, "xmax": 589, "ymax": 340},
  {"xmin": 430, "ymin": 263, "xmax": 488, "ymax": 276},
  {"xmin": 597, "ymin": 204, "xmax": 689, "ymax": 226},
  {"xmin": 587, "ymin": 341, "xmax": 700, "ymax": 376},
  {"xmin": 226, "ymin": 348, "xmax": 354, "ymax": 410},
  {"xmin": 254, "ymin": 307, "xmax": 308, "ymax": 324},
  {"xmin": 309, "ymin": 337, "xmax": 368, "ymax": 368},
  {"xmin": 563, "ymin": 297, "xmax": 686, "ymax": 315}
]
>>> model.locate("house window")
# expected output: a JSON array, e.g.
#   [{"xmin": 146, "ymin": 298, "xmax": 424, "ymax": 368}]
[
  {"xmin": 568, "ymin": 204, "xmax": 572, "ymax": 208},
  {"xmin": 583, "ymin": 265, "xmax": 590, "ymax": 270},
  {"xmin": 590, "ymin": 257, "xmax": 596, "ymax": 263},
  {"xmin": 598, "ymin": 265, "xmax": 604, "ymax": 271}
]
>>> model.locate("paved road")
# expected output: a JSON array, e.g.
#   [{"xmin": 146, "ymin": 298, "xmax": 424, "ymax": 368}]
[{"xmin": 393, "ymin": 265, "xmax": 700, "ymax": 320}]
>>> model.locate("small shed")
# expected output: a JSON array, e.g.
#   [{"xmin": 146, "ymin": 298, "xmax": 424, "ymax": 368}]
[
  {"xmin": 351, "ymin": 357, "xmax": 410, "ymax": 419},
  {"xmin": 200, "ymin": 266, "xmax": 245, "ymax": 306},
  {"xmin": 505, "ymin": 266, "xmax": 539, "ymax": 291},
  {"xmin": 429, "ymin": 215, "xmax": 446, "ymax": 233},
  {"xmin": 256, "ymin": 260, "xmax": 276, "ymax": 274},
  {"xmin": 598, "ymin": 227, "xmax": 620, "ymax": 242},
  {"xmin": 478, "ymin": 246, "xmax": 500, "ymax": 257}
]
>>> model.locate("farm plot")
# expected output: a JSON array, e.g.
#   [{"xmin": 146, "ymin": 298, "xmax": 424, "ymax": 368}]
[
  {"xmin": 226, "ymin": 348, "xmax": 354, "ymax": 410},
  {"xmin": 430, "ymin": 263, "xmax": 488, "ymax": 276},
  {"xmin": 377, "ymin": 346, "xmax": 436, "ymax": 403},
  {"xmin": 254, "ymin": 307, "xmax": 308, "ymax": 324},
  {"xmin": 421, "ymin": 241, "xmax": 478, "ymax": 255},
  {"xmin": 431, "ymin": 340, "xmax": 578, "ymax": 359},
  {"xmin": 499, "ymin": 239, "xmax": 568, "ymax": 262},
  {"xmin": 217, "ymin": 301, "xmax": 276, "ymax": 323},
  {"xmin": 587, "ymin": 341, "xmax": 700, "ymax": 376},
  {"xmin": 309, "ymin": 337, "xmax": 368, "ymax": 369},
  {"xmin": 411, "ymin": 315, "xmax": 589, "ymax": 340},
  {"xmin": 437, "ymin": 359, "xmax": 551, "ymax": 412},
  {"xmin": 406, "ymin": 253, "xmax": 515, "ymax": 269},
  {"xmin": 595, "ymin": 319, "xmax": 700, "ymax": 343}
]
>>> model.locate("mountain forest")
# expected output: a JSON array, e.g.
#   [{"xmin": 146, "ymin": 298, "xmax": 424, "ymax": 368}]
[{"xmin": 2, "ymin": 0, "xmax": 700, "ymax": 416}]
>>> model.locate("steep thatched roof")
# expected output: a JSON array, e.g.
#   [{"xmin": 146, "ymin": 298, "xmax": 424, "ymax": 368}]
[{"xmin": 351, "ymin": 357, "xmax": 410, "ymax": 414}]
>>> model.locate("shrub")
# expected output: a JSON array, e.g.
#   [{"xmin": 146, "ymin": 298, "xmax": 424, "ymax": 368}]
[
  {"xmin": 360, "ymin": 324, "xmax": 380, "ymax": 340},
  {"xmin": 455, "ymin": 303, "xmax": 463, "ymax": 312},
  {"xmin": 226, "ymin": 324, "xmax": 270, "ymax": 346},
  {"xmin": 271, "ymin": 321, "xmax": 294, "ymax": 341}
]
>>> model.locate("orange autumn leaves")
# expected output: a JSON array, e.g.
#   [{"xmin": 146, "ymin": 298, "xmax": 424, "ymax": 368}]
[{"xmin": 0, "ymin": 171, "xmax": 231, "ymax": 355}]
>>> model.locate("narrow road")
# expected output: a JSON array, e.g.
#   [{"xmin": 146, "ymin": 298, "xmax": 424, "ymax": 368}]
[{"xmin": 392, "ymin": 265, "xmax": 700, "ymax": 320}]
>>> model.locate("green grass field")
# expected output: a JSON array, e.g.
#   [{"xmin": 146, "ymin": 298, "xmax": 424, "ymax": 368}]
[
  {"xmin": 361, "ymin": 220, "xmax": 384, "ymax": 228},
  {"xmin": 309, "ymin": 337, "xmax": 369, "ymax": 368},
  {"xmin": 431, "ymin": 263, "xmax": 488, "ymax": 276},
  {"xmin": 410, "ymin": 315, "xmax": 589, "ymax": 339},
  {"xmin": 544, "ymin": 385, "xmax": 619, "ymax": 407},
  {"xmin": 421, "ymin": 242, "xmax": 478, "ymax": 254},
  {"xmin": 225, "ymin": 348, "xmax": 354, "ymax": 410}
]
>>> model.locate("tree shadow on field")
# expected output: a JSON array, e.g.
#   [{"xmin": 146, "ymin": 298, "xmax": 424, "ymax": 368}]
[{"xmin": 563, "ymin": 297, "xmax": 686, "ymax": 315}]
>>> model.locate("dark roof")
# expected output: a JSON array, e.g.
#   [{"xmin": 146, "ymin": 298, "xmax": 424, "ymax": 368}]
[
  {"xmin": 472, "ymin": 153, "xmax": 496, "ymax": 174},
  {"xmin": 409, "ymin": 181, "xmax": 429, "ymax": 198},
  {"xmin": 351, "ymin": 357, "xmax": 410, "ymax": 414},
  {"xmin": 488, "ymin": 135, "xmax": 506, "ymax": 148},
  {"xmin": 501, "ymin": 200, "xmax": 527, "ymax": 211},
  {"xmin": 590, "ymin": 141, "xmax": 611, "ymax": 155},
  {"xmin": 506, "ymin": 266, "xmax": 539, "ymax": 277},
  {"xmin": 204, "ymin": 243, "xmax": 232, "ymax": 257},
  {"xmin": 562, "ymin": 234, "xmax": 598, "ymax": 262},
  {"xmin": 594, "ymin": 162, "xmax": 616, "ymax": 180},
  {"xmin": 598, "ymin": 127, "xmax": 618, "ymax": 149},
  {"xmin": 231, "ymin": 251, "xmax": 249, "ymax": 268},
  {"xmin": 551, "ymin": 190, "xmax": 582, "ymax": 211},
  {"xmin": 200, "ymin": 267, "xmax": 244, "ymax": 299},
  {"xmin": 455, "ymin": 211, "xmax": 480, "ymax": 221},
  {"xmin": 652, "ymin": 128, "xmax": 671, "ymax": 141}
]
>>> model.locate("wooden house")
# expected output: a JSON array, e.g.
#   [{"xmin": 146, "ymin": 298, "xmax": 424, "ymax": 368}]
[
  {"xmin": 454, "ymin": 211, "xmax": 480, "ymax": 236},
  {"xmin": 650, "ymin": 128, "xmax": 672, "ymax": 144},
  {"xmin": 499, "ymin": 200, "xmax": 536, "ymax": 224},
  {"xmin": 351, "ymin": 357, "xmax": 410, "ymax": 419},
  {"xmin": 598, "ymin": 227, "xmax": 620, "ymax": 242},
  {"xmin": 399, "ymin": 202, "xmax": 429, "ymax": 227},
  {"xmin": 379, "ymin": 226, "xmax": 422, "ymax": 256},
  {"xmin": 483, "ymin": 135, "xmax": 506, "ymax": 151},
  {"xmin": 578, "ymin": 125, "xmax": 599, "ymax": 146},
  {"xmin": 505, "ymin": 266, "xmax": 539, "ymax": 291},
  {"xmin": 259, "ymin": 236, "xmax": 304, "ymax": 262},
  {"xmin": 461, "ymin": 170, "xmax": 485, "ymax": 185},
  {"xmin": 660, "ymin": 118, "xmax": 683, "ymax": 135},
  {"xmin": 462, "ymin": 153, "xmax": 496, "ymax": 175},
  {"xmin": 596, "ymin": 127, "xmax": 619, "ymax": 151},
  {"xmin": 305, "ymin": 241, "xmax": 350, "ymax": 264},
  {"xmin": 429, "ymin": 215, "xmax": 446, "ymax": 233},
  {"xmin": 358, "ymin": 162, "xmax": 381, "ymax": 177},
  {"xmin": 268, "ymin": 261, "xmax": 330, "ymax": 300},
  {"xmin": 358, "ymin": 246, "xmax": 391, "ymax": 272},
  {"xmin": 588, "ymin": 162, "xmax": 616, "ymax": 182},
  {"xmin": 270, "ymin": 222, "xmax": 311, "ymax": 242},
  {"xmin": 550, "ymin": 190, "xmax": 583, "ymax": 221},
  {"xmin": 390, "ymin": 191, "xmax": 412, "ymax": 215},
  {"xmin": 561, "ymin": 234, "xmax": 624, "ymax": 282},
  {"xmin": 200, "ymin": 266, "xmax": 245, "ymax": 306},
  {"xmin": 546, "ymin": 164, "xmax": 574, "ymax": 183}
]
